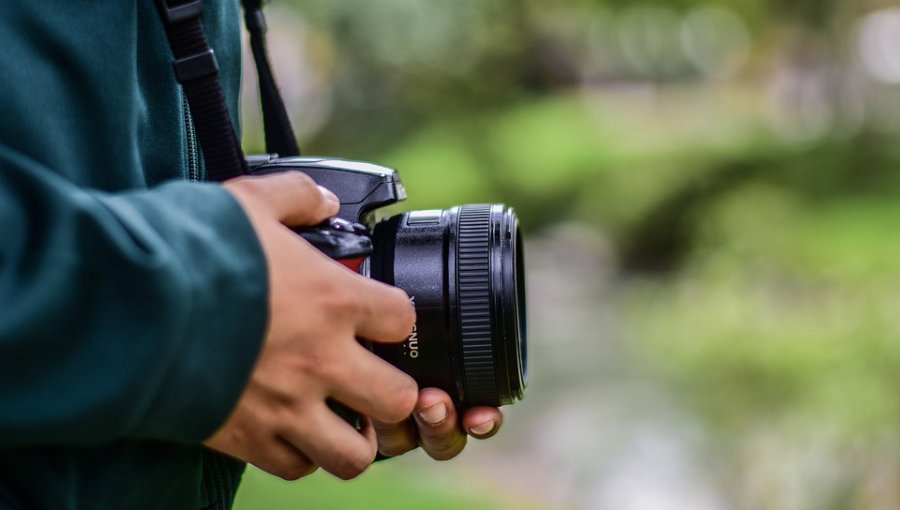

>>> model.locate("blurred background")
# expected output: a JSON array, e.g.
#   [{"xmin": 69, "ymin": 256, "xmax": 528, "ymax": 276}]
[{"xmin": 234, "ymin": 1, "xmax": 900, "ymax": 509}]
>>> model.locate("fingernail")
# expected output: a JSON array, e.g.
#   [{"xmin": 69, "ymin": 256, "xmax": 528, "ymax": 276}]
[
  {"xmin": 318, "ymin": 185, "xmax": 339, "ymax": 205},
  {"xmin": 418, "ymin": 403, "xmax": 447, "ymax": 425},
  {"xmin": 468, "ymin": 421, "xmax": 494, "ymax": 436}
]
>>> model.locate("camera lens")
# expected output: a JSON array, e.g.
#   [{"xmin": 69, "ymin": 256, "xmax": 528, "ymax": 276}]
[{"xmin": 367, "ymin": 204, "xmax": 527, "ymax": 407}]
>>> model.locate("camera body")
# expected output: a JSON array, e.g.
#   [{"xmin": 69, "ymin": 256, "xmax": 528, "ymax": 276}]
[
  {"xmin": 247, "ymin": 155, "xmax": 406, "ymax": 227},
  {"xmin": 249, "ymin": 155, "xmax": 527, "ymax": 408},
  {"xmin": 248, "ymin": 155, "xmax": 401, "ymax": 265}
]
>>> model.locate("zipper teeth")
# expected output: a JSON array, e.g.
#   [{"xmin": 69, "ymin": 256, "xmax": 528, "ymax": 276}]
[{"xmin": 182, "ymin": 91, "xmax": 200, "ymax": 181}]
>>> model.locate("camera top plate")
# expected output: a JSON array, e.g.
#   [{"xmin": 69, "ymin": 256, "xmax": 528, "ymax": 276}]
[{"xmin": 247, "ymin": 155, "xmax": 407, "ymax": 223}]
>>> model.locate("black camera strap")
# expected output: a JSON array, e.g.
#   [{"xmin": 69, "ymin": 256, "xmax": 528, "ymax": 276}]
[
  {"xmin": 243, "ymin": 0, "xmax": 301, "ymax": 158},
  {"xmin": 155, "ymin": 0, "xmax": 301, "ymax": 182},
  {"xmin": 155, "ymin": 0, "xmax": 248, "ymax": 181}
]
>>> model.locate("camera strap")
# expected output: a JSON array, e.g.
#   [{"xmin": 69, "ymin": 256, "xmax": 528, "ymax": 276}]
[
  {"xmin": 242, "ymin": 0, "xmax": 301, "ymax": 158},
  {"xmin": 154, "ymin": 0, "xmax": 301, "ymax": 182}
]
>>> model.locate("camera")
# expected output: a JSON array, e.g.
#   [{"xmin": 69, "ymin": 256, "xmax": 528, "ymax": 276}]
[{"xmin": 249, "ymin": 155, "xmax": 527, "ymax": 408}]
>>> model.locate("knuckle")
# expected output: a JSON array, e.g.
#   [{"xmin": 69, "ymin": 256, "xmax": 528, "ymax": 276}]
[
  {"xmin": 278, "ymin": 461, "xmax": 317, "ymax": 481},
  {"xmin": 279, "ymin": 471, "xmax": 303, "ymax": 482},
  {"xmin": 278, "ymin": 468, "xmax": 303, "ymax": 482},
  {"xmin": 390, "ymin": 288, "xmax": 416, "ymax": 331},
  {"xmin": 335, "ymin": 448, "xmax": 375, "ymax": 480},
  {"xmin": 317, "ymin": 283, "xmax": 359, "ymax": 321},
  {"xmin": 282, "ymin": 344, "xmax": 348, "ymax": 389},
  {"xmin": 389, "ymin": 286, "xmax": 412, "ymax": 307},
  {"xmin": 285, "ymin": 172, "xmax": 319, "ymax": 198},
  {"xmin": 214, "ymin": 423, "xmax": 250, "ymax": 453},
  {"xmin": 270, "ymin": 410, "xmax": 301, "ymax": 438},
  {"xmin": 426, "ymin": 436, "xmax": 467, "ymax": 461},
  {"xmin": 287, "ymin": 346, "xmax": 337, "ymax": 381},
  {"xmin": 284, "ymin": 170, "xmax": 316, "ymax": 188},
  {"xmin": 277, "ymin": 467, "xmax": 303, "ymax": 481},
  {"xmin": 311, "ymin": 357, "xmax": 344, "ymax": 384},
  {"xmin": 227, "ymin": 177, "xmax": 264, "ymax": 202},
  {"xmin": 382, "ymin": 379, "xmax": 418, "ymax": 423},
  {"xmin": 265, "ymin": 392, "xmax": 312, "ymax": 432},
  {"xmin": 379, "ymin": 444, "xmax": 414, "ymax": 458},
  {"xmin": 378, "ymin": 437, "xmax": 417, "ymax": 457},
  {"xmin": 389, "ymin": 285, "xmax": 410, "ymax": 300},
  {"xmin": 372, "ymin": 421, "xmax": 416, "ymax": 457}
]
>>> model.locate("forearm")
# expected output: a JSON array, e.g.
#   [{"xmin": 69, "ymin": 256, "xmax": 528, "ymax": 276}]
[{"xmin": 0, "ymin": 146, "xmax": 268, "ymax": 447}]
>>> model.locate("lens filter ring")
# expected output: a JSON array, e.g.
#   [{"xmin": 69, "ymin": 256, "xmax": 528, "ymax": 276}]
[{"xmin": 493, "ymin": 207, "xmax": 527, "ymax": 404}]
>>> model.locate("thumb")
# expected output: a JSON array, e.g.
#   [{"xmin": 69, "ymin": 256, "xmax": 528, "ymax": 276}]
[{"xmin": 224, "ymin": 171, "xmax": 340, "ymax": 226}]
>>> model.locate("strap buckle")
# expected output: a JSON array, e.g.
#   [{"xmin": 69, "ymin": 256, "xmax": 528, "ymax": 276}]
[{"xmin": 156, "ymin": 0, "xmax": 204, "ymax": 26}]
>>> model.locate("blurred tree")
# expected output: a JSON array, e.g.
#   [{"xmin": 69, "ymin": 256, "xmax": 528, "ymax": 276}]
[{"xmin": 238, "ymin": 1, "xmax": 900, "ymax": 508}]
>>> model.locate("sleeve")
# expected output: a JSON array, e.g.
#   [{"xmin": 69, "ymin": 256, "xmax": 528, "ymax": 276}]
[{"xmin": 0, "ymin": 146, "xmax": 269, "ymax": 447}]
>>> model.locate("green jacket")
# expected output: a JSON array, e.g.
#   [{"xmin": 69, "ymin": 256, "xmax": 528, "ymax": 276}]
[{"xmin": 0, "ymin": 2, "xmax": 267, "ymax": 509}]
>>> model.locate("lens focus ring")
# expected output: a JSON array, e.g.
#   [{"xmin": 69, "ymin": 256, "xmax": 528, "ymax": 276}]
[{"xmin": 457, "ymin": 205, "xmax": 499, "ymax": 405}]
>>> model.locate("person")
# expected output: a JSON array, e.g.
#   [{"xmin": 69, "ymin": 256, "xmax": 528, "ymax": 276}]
[{"xmin": 0, "ymin": 2, "xmax": 503, "ymax": 509}]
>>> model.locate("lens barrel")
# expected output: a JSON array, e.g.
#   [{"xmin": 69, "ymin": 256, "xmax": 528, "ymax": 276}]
[{"xmin": 368, "ymin": 204, "xmax": 527, "ymax": 407}]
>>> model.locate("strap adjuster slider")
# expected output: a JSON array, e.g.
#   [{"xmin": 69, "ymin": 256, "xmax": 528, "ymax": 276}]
[
  {"xmin": 174, "ymin": 49, "xmax": 219, "ymax": 83},
  {"xmin": 156, "ymin": 0, "xmax": 204, "ymax": 26}
]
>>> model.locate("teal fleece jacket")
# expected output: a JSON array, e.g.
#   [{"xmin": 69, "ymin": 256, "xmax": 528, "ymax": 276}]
[{"xmin": 0, "ymin": 2, "xmax": 268, "ymax": 509}]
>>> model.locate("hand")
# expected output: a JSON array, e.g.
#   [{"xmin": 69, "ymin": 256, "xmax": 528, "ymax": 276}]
[
  {"xmin": 205, "ymin": 171, "xmax": 418, "ymax": 480},
  {"xmin": 373, "ymin": 388, "xmax": 504, "ymax": 460}
]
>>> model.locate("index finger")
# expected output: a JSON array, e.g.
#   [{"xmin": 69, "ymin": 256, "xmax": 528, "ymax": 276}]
[
  {"xmin": 224, "ymin": 171, "xmax": 339, "ymax": 226},
  {"xmin": 343, "ymin": 272, "xmax": 416, "ymax": 343}
]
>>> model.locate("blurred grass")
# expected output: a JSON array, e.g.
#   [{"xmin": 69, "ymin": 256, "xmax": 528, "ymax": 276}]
[{"xmin": 234, "ymin": 460, "xmax": 542, "ymax": 510}]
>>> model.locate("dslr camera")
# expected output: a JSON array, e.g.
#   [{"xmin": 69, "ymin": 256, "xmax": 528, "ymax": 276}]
[{"xmin": 249, "ymin": 155, "xmax": 527, "ymax": 407}]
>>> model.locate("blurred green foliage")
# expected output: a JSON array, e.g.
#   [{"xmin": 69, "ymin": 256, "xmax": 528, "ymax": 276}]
[{"xmin": 237, "ymin": 0, "xmax": 900, "ymax": 508}]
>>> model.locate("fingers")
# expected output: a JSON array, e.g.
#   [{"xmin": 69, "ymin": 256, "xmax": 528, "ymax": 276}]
[
  {"xmin": 412, "ymin": 388, "xmax": 467, "ymax": 461},
  {"xmin": 227, "ymin": 171, "xmax": 414, "ymax": 345},
  {"xmin": 372, "ymin": 418, "xmax": 418, "ymax": 457},
  {"xmin": 461, "ymin": 406, "xmax": 503, "ymax": 439},
  {"xmin": 345, "ymin": 274, "xmax": 416, "ymax": 343},
  {"xmin": 225, "ymin": 171, "xmax": 339, "ymax": 226},
  {"xmin": 281, "ymin": 403, "xmax": 378, "ymax": 480},
  {"xmin": 204, "ymin": 419, "xmax": 318, "ymax": 481},
  {"xmin": 250, "ymin": 438, "xmax": 318, "ymax": 481},
  {"xmin": 372, "ymin": 389, "xmax": 506, "ymax": 461},
  {"xmin": 330, "ymin": 344, "xmax": 418, "ymax": 423}
]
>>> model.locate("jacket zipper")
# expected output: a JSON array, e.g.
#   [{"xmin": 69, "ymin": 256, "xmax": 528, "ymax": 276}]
[{"xmin": 182, "ymin": 91, "xmax": 201, "ymax": 181}]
